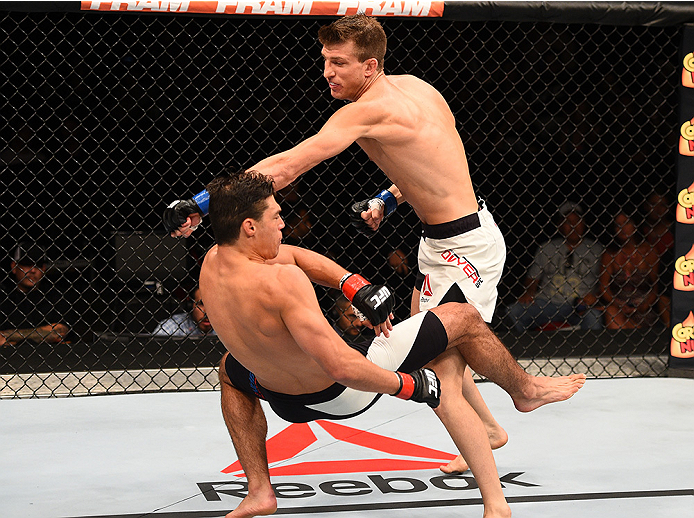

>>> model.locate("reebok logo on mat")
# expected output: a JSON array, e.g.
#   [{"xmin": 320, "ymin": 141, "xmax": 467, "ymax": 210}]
[
  {"xmin": 221, "ymin": 420, "xmax": 457, "ymax": 476},
  {"xmin": 204, "ymin": 421, "xmax": 538, "ymax": 508}
]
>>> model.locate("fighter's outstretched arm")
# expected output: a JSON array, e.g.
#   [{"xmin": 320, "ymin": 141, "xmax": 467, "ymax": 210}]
[
  {"xmin": 270, "ymin": 245, "xmax": 346, "ymax": 288},
  {"xmin": 279, "ymin": 265, "xmax": 439, "ymax": 407},
  {"xmin": 163, "ymin": 105, "xmax": 374, "ymax": 237},
  {"xmin": 250, "ymin": 103, "xmax": 374, "ymax": 190}
]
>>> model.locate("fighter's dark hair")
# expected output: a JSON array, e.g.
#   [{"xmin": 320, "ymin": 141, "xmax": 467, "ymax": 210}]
[
  {"xmin": 318, "ymin": 14, "xmax": 386, "ymax": 71},
  {"xmin": 207, "ymin": 170, "xmax": 275, "ymax": 245}
]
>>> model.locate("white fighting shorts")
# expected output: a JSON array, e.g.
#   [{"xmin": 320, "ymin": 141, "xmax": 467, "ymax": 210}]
[{"xmin": 416, "ymin": 200, "xmax": 506, "ymax": 323}]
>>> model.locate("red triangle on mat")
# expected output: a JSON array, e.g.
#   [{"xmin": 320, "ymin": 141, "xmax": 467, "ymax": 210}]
[{"xmin": 222, "ymin": 420, "xmax": 456, "ymax": 476}]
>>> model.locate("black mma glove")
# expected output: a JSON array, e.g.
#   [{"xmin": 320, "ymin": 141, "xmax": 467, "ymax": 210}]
[
  {"xmin": 349, "ymin": 190, "xmax": 398, "ymax": 235},
  {"xmin": 163, "ymin": 198, "xmax": 204, "ymax": 234},
  {"xmin": 340, "ymin": 273, "xmax": 394, "ymax": 327},
  {"xmin": 349, "ymin": 199, "xmax": 375, "ymax": 235},
  {"xmin": 393, "ymin": 368, "xmax": 441, "ymax": 409}
]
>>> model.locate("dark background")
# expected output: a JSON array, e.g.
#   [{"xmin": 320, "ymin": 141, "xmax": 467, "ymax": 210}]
[{"xmin": 0, "ymin": 9, "xmax": 679, "ymax": 380}]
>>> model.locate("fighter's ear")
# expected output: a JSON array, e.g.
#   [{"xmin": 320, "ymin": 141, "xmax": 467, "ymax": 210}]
[
  {"xmin": 364, "ymin": 57, "xmax": 379, "ymax": 76},
  {"xmin": 242, "ymin": 218, "xmax": 256, "ymax": 237}
]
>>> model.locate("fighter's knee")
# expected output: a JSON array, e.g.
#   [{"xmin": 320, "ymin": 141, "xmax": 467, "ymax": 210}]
[
  {"xmin": 426, "ymin": 349, "xmax": 466, "ymax": 379},
  {"xmin": 431, "ymin": 302, "xmax": 486, "ymax": 341},
  {"xmin": 433, "ymin": 301, "xmax": 482, "ymax": 323}
]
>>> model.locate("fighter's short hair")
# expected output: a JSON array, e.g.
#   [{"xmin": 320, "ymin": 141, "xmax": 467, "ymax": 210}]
[
  {"xmin": 207, "ymin": 170, "xmax": 275, "ymax": 245},
  {"xmin": 318, "ymin": 14, "xmax": 387, "ymax": 71}
]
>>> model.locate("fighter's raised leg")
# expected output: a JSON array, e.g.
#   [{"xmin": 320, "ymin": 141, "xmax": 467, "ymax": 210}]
[{"xmin": 431, "ymin": 303, "xmax": 586, "ymax": 413}]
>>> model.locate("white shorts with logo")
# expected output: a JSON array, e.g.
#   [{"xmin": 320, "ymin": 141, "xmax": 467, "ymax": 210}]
[{"xmin": 416, "ymin": 201, "xmax": 506, "ymax": 323}]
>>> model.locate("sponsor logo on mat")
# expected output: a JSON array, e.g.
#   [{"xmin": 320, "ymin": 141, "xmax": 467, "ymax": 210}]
[{"xmin": 198, "ymin": 420, "xmax": 538, "ymax": 507}]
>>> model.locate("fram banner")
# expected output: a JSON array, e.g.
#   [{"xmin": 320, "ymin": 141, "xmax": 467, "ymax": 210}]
[
  {"xmin": 672, "ymin": 25, "xmax": 694, "ymax": 369},
  {"xmin": 80, "ymin": 0, "xmax": 445, "ymax": 17}
]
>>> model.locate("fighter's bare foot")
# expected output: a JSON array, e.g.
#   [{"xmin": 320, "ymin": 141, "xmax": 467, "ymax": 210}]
[
  {"xmin": 440, "ymin": 425, "xmax": 509, "ymax": 474},
  {"xmin": 513, "ymin": 373, "xmax": 586, "ymax": 413},
  {"xmin": 483, "ymin": 501, "xmax": 512, "ymax": 518},
  {"xmin": 440, "ymin": 455, "xmax": 469, "ymax": 474},
  {"xmin": 225, "ymin": 493, "xmax": 277, "ymax": 518},
  {"xmin": 487, "ymin": 424, "xmax": 509, "ymax": 451}
]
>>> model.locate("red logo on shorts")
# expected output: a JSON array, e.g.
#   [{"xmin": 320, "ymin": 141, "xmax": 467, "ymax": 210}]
[
  {"xmin": 222, "ymin": 421, "xmax": 456, "ymax": 477},
  {"xmin": 421, "ymin": 274, "xmax": 434, "ymax": 297}
]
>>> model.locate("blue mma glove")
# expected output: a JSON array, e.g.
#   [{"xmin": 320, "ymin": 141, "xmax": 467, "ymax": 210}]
[{"xmin": 162, "ymin": 190, "xmax": 209, "ymax": 234}]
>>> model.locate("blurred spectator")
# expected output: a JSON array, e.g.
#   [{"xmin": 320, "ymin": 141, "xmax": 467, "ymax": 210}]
[
  {"xmin": 505, "ymin": 202, "xmax": 603, "ymax": 331},
  {"xmin": 331, "ymin": 295, "xmax": 372, "ymax": 341},
  {"xmin": 599, "ymin": 211, "xmax": 662, "ymax": 329},
  {"xmin": 282, "ymin": 208, "xmax": 316, "ymax": 247},
  {"xmin": 387, "ymin": 248, "xmax": 410, "ymax": 276},
  {"xmin": 641, "ymin": 192, "xmax": 674, "ymax": 308},
  {"xmin": 641, "ymin": 192, "xmax": 674, "ymax": 259},
  {"xmin": 152, "ymin": 286, "xmax": 215, "ymax": 337},
  {"xmin": 386, "ymin": 248, "xmax": 415, "ymax": 321},
  {"xmin": 0, "ymin": 242, "xmax": 69, "ymax": 346},
  {"xmin": 641, "ymin": 192, "xmax": 675, "ymax": 302}
]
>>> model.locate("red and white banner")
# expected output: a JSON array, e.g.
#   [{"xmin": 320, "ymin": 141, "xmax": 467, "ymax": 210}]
[{"xmin": 80, "ymin": 1, "xmax": 444, "ymax": 17}]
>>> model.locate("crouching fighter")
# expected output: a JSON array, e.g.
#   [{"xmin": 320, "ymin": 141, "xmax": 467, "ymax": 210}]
[{"xmin": 196, "ymin": 171, "xmax": 586, "ymax": 518}]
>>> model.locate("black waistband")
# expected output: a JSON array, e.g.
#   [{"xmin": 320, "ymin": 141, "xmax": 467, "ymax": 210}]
[
  {"xmin": 259, "ymin": 380, "xmax": 347, "ymax": 405},
  {"xmin": 421, "ymin": 212, "xmax": 481, "ymax": 240},
  {"xmin": 253, "ymin": 339, "xmax": 369, "ymax": 405}
]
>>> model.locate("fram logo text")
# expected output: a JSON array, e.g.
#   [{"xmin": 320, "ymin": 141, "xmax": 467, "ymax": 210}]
[{"xmin": 82, "ymin": 1, "xmax": 445, "ymax": 17}]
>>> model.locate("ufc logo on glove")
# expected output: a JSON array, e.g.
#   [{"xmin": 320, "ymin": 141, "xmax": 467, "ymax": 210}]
[
  {"xmin": 340, "ymin": 274, "xmax": 395, "ymax": 326},
  {"xmin": 370, "ymin": 287, "xmax": 392, "ymax": 309},
  {"xmin": 425, "ymin": 369, "xmax": 439, "ymax": 396}
]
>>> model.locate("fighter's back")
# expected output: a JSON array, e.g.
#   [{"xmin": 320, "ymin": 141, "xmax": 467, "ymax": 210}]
[{"xmin": 200, "ymin": 245, "xmax": 336, "ymax": 395}]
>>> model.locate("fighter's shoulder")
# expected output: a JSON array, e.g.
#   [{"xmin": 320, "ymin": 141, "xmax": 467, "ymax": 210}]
[
  {"xmin": 268, "ymin": 244, "xmax": 299, "ymax": 266},
  {"xmin": 388, "ymin": 74, "xmax": 439, "ymax": 93},
  {"xmin": 388, "ymin": 73, "xmax": 428, "ymax": 85},
  {"xmin": 267, "ymin": 262, "xmax": 312, "ymax": 292},
  {"xmin": 332, "ymin": 96, "xmax": 383, "ymax": 122}
]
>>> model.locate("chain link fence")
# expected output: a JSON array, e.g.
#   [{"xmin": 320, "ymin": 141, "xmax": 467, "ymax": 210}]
[{"xmin": 0, "ymin": 7, "xmax": 679, "ymax": 397}]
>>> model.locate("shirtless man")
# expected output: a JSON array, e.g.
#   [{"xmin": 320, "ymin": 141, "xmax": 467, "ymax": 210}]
[
  {"xmin": 164, "ymin": 14, "xmax": 507, "ymax": 472},
  {"xmin": 199, "ymin": 171, "xmax": 585, "ymax": 518}
]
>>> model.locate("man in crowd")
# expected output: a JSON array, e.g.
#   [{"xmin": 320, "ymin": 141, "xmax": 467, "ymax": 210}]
[
  {"xmin": 505, "ymin": 202, "xmax": 603, "ymax": 331},
  {"xmin": 331, "ymin": 294, "xmax": 371, "ymax": 341},
  {"xmin": 153, "ymin": 285, "xmax": 216, "ymax": 337},
  {"xmin": 0, "ymin": 241, "xmax": 69, "ymax": 346}
]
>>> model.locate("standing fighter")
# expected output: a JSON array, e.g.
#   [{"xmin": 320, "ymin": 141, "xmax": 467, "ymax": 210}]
[
  {"xmin": 165, "ymin": 14, "xmax": 507, "ymax": 470},
  {"xmin": 199, "ymin": 171, "xmax": 584, "ymax": 518}
]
